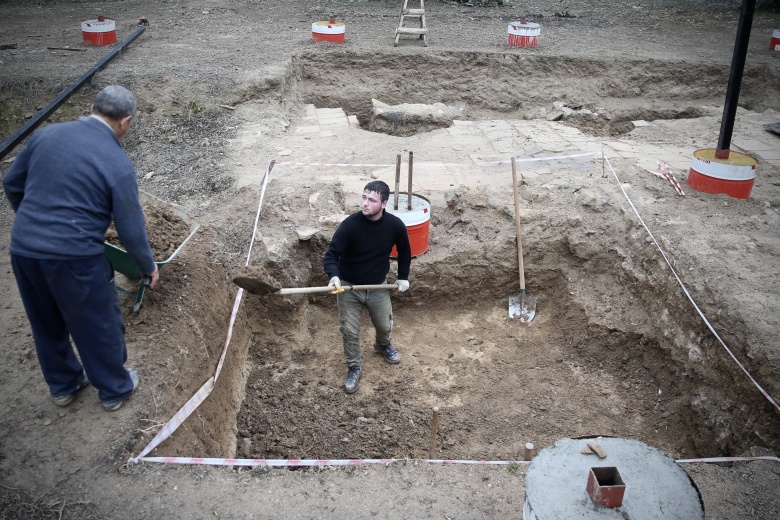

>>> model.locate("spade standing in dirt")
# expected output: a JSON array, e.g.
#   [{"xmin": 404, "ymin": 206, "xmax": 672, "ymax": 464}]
[
  {"xmin": 2, "ymin": 85, "xmax": 157, "ymax": 411},
  {"xmin": 324, "ymin": 181, "xmax": 412, "ymax": 393}
]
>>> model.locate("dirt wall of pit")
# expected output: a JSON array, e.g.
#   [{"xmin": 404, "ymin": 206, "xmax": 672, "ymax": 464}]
[{"xmin": 122, "ymin": 225, "xmax": 250, "ymax": 460}]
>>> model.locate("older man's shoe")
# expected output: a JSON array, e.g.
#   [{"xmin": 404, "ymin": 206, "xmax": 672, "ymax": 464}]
[
  {"xmin": 101, "ymin": 368, "xmax": 139, "ymax": 412},
  {"xmin": 51, "ymin": 377, "xmax": 89, "ymax": 407}
]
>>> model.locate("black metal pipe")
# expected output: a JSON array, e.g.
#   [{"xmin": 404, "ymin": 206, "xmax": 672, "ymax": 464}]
[
  {"xmin": 0, "ymin": 24, "xmax": 146, "ymax": 161},
  {"xmin": 716, "ymin": 0, "xmax": 756, "ymax": 159}
]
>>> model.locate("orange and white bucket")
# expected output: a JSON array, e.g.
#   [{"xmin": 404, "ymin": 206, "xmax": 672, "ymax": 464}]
[
  {"xmin": 771, "ymin": 29, "xmax": 780, "ymax": 51},
  {"xmin": 687, "ymin": 148, "xmax": 759, "ymax": 199},
  {"xmin": 387, "ymin": 194, "xmax": 431, "ymax": 258},
  {"xmin": 81, "ymin": 16, "xmax": 116, "ymax": 46},
  {"xmin": 312, "ymin": 20, "xmax": 345, "ymax": 43},
  {"xmin": 507, "ymin": 20, "xmax": 540, "ymax": 47}
]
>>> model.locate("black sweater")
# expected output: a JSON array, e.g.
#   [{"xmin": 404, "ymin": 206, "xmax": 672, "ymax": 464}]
[{"xmin": 323, "ymin": 209, "xmax": 411, "ymax": 285}]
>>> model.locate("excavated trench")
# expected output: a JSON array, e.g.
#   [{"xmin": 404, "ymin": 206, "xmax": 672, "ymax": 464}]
[
  {"xmin": 132, "ymin": 50, "xmax": 780, "ymax": 462},
  {"xmin": 6, "ymin": 50, "xmax": 775, "ymax": 462},
  {"xmin": 225, "ymin": 184, "xmax": 779, "ymax": 463}
]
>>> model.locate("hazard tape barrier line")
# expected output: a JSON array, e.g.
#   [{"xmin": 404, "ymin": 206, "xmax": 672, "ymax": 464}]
[
  {"xmin": 274, "ymin": 152, "xmax": 599, "ymax": 169},
  {"xmin": 479, "ymin": 151, "xmax": 599, "ymax": 165},
  {"xmin": 677, "ymin": 456, "xmax": 780, "ymax": 464},
  {"xmin": 130, "ymin": 454, "xmax": 780, "ymax": 468},
  {"xmin": 604, "ymin": 154, "xmax": 779, "ymax": 413},
  {"xmin": 133, "ymin": 457, "xmax": 533, "ymax": 467}
]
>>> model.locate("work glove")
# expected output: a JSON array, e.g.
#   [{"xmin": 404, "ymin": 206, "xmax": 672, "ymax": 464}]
[
  {"xmin": 328, "ymin": 276, "xmax": 344, "ymax": 294},
  {"xmin": 397, "ymin": 280, "xmax": 409, "ymax": 292}
]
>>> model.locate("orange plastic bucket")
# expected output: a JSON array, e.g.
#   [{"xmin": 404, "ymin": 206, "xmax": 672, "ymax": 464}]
[
  {"xmin": 312, "ymin": 20, "xmax": 345, "ymax": 43},
  {"xmin": 687, "ymin": 148, "xmax": 759, "ymax": 199},
  {"xmin": 81, "ymin": 17, "xmax": 116, "ymax": 46},
  {"xmin": 387, "ymin": 194, "xmax": 431, "ymax": 257}
]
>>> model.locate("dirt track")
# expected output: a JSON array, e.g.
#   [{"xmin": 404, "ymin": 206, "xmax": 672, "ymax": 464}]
[{"xmin": 1, "ymin": 1, "xmax": 780, "ymax": 518}]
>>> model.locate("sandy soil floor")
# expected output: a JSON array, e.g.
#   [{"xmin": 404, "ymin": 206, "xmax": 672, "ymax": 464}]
[{"xmin": 1, "ymin": 1, "xmax": 780, "ymax": 519}]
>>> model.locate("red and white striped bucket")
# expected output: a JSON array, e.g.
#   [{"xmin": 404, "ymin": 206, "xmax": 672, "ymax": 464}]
[
  {"xmin": 687, "ymin": 148, "xmax": 759, "ymax": 199},
  {"xmin": 771, "ymin": 29, "xmax": 780, "ymax": 51},
  {"xmin": 507, "ymin": 21, "xmax": 540, "ymax": 48},
  {"xmin": 312, "ymin": 20, "xmax": 345, "ymax": 43},
  {"xmin": 81, "ymin": 17, "xmax": 116, "ymax": 46}
]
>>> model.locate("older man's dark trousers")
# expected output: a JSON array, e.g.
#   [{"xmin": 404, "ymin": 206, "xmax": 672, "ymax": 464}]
[{"xmin": 11, "ymin": 254, "xmax": 135, "ymax": 402}]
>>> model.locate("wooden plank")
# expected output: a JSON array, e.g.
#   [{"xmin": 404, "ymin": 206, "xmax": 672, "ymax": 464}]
[{"xmin": 396, "ymin": 27, "xmax": 428, "ymax": 35}]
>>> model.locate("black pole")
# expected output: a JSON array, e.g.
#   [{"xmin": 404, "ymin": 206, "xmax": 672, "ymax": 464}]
[
  {"xmin": 716, "ymin": 0, "xmax": 756, "ymax": 159},
  {"xmin": 0, "ymin": 24, "xmax": 147, "ymax": 161}
]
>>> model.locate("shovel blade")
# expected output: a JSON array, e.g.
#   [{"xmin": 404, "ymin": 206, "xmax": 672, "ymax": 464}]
[
  {"xmin": 233, "ymin": 277, "xmax": 279, "ymax": 296},
  {"xmin": 509, "ymin": 294, "xmax": 537, "ymax": 323}
]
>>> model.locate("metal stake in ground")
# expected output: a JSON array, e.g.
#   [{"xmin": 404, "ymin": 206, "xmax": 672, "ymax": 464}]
[
  {"xmin": 394, "ymin": 153, "xmax": 402, "ymax": 210},
  {"xmin": 407, "ymin": 151, "xmax": 414, "ymax": 210},
  {"xmin": 508, "ymin": 157, "xmax": 537, "ymax": 322},
  {"xmin": 429, "ymin": 407, "xmax": 439, "ymax": 459}
]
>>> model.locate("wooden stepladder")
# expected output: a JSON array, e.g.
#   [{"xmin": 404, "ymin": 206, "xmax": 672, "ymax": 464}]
[{"xmin": 395, "ymin": 0, "xmax": 428, "ymax": 47}]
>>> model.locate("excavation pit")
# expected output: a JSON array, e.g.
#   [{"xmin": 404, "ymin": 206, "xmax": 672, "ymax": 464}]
[
  {"xmin": 210, "ymin": 165, "xmax": 780, "ymax": 464},
  {"xmin": 119, "ymin": 50, "xmax": 780, "ymax": 465}
]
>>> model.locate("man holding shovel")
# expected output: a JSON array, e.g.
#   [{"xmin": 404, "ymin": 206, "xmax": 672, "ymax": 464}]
[
  {"xmin": 3, "ymin": 85, "xmax": 157, "ymax": 411},
  {"xmin": 324, "ymin": 181, "xmax": 412, "ymax": 393}
]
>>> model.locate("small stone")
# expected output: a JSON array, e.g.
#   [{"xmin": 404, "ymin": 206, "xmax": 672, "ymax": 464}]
[{"xmin": 295, "ymin": 227, "xmax": 319, "ymax": 241}]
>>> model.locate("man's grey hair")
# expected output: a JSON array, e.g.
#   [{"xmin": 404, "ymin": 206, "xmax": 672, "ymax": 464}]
[{"xmin": 92, "ymin": 85, "xmax": 137, "ymax": 120}]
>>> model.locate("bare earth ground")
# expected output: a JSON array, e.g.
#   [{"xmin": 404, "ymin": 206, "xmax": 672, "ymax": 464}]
[{"xmin": 2, "ymin": 1, "xmax": 780, "ymax": 519}]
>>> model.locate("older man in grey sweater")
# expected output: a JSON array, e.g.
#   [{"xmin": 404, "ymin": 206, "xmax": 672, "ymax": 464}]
[{"xmin": 3, "ymin": 85, "xmax": 157, "ymax": 411}]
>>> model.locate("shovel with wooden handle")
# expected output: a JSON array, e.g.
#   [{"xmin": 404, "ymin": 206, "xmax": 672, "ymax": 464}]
[
  {"xmin": 233, "ymin": 277, "xmax": 398, "ymax": 296},
  {"xmin": 509, "ymin": 157, "xmax": 536, "ymax": 322}
]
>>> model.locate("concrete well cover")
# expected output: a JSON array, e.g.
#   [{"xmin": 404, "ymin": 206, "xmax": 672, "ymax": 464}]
[{"xmin": 524, "ymin": 437, "xmax": 704, "ymax": 519}]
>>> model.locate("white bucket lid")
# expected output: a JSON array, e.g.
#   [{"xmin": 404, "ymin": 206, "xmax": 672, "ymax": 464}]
[
  {"xmin": 508, "ymin": 22, "xmax": 541, "ymax": 36},
  {"xmin": 81, "ymin": 19, "xmax": 116, "ymax": 33},
  {"xmin": 312, "ymin": 21, "xmax": 345, "ymax": 34},
  {"xmin": 386, "ymin": 194, "xmax": 431, "ymax": 226}
]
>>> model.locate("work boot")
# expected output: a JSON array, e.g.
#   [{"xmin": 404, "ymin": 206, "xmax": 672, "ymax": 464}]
[
  {"xmin": 101, "ymin": 368, "xmax": 139, "ymax": 412},
  {"xmin": 344, "ymin": 365, "xmax": 361, "ymax": 394},
  {"xmin": 374, "ymin": 343, "xmax": 401, "ymax": 364}
]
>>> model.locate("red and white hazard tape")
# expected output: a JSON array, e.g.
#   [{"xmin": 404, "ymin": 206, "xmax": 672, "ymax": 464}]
[
  {"xmin": 130, "ymin": 454, "xmax": 780, "ymax": 468},
  {"xmin": 274, "ymin": 152, "xmax": 599, "ymax": 169},
  {"xmin": 131, "ymin": 457, "xmax": 532, "ymax": 467},
  {"xmin": 646, "ymin": 160, "xmax": 685, "ymax": 196},
  {"xmin": 481, "ymin": 151, "xmax": 599, "ymax": 165},
  {"xmin": 275, "ymin": 161, "xmax": 394, "ymax": 167},
  {"xmin": 677, "ymin": 456, "xmax": 780, "ymax": 464}
]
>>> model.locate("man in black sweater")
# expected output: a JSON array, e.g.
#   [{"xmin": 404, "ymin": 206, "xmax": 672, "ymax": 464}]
[{"xmin": 323, "ymin": 181, "xmax": 412, "ymax": 393}]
